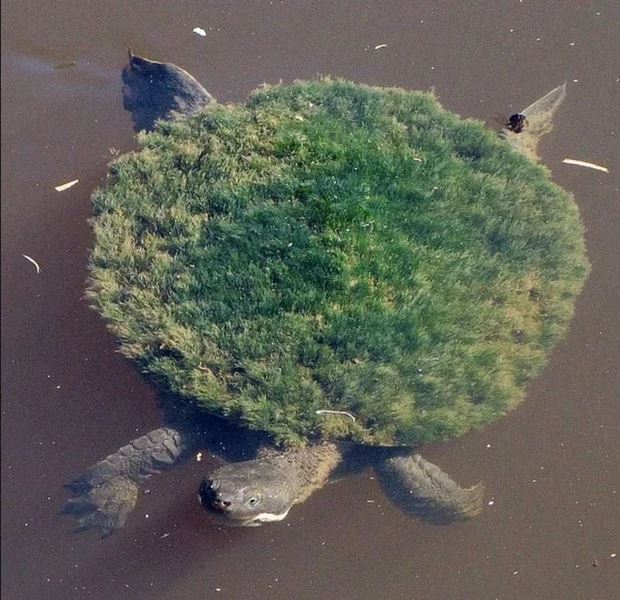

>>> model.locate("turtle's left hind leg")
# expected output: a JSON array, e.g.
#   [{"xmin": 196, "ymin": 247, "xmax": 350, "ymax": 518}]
[{"xmin": 375, "ymin": 453, "xmax": 484, "ymax": 524}]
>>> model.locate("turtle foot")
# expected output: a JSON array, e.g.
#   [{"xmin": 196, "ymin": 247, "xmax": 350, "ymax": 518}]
[
  {"xmin": 377, "ymin": 453, "xmax": 484, "ymax": 524},
  {"xmin": 62, "ymin": 476, "xmax": 139, "ymax": 537},
  {"xmin": 61, "ymin": 427, "xmax": 187, "ymax": 536},
  {"xmin": 122, "ymin": 53, "xmax": 215, "ymax": 131}
]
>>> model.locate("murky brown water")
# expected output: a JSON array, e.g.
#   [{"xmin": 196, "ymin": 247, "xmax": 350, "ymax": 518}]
[{"xmin": 2, "ymin": 1, "xmax": 618, "ymax": 599}]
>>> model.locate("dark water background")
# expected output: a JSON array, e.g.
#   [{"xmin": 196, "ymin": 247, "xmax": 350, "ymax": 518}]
[{"xmin": 2, "ymin": 1, "xmax": 618, "ymax": 598}]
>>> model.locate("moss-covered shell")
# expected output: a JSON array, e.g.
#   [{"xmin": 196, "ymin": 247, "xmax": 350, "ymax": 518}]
[{"xmin": 89, "ymin": 79, "xmax": 588, "ymax": 446}]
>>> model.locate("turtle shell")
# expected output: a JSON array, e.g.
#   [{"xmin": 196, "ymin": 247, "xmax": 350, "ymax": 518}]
[{"xmin": 89, "ymin": 79, "xmax": 588, "ymax": 446}]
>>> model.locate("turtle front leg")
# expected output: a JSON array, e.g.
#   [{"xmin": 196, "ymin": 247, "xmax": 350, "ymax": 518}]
[
  {"xmin": 376, "ymin": 453, "xmax": 484, "ymax": 524},
  {"xmin": 62, "ymin": 427, "xmax": 190, "ymax": 537}
]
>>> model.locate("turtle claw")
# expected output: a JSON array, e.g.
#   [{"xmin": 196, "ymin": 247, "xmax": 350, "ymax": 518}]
[
  {"xmin": 61, "ymin": 428, "xmax": 187, "ymax": 535},
  {"xmin": 376, "ymin": 453, "xmax": 485, "ymax": 524},
  {"xmin": 62, "ymin": 475, "xmax": 139, "ymax": 537}
]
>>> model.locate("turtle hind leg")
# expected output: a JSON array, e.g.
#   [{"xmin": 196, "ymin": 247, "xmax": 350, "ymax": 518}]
[
  {"xmin": 61, "ymin": 427, "xmax": 188, "ymax": 537},
  {"xmin": 376, "ymin": 453, "xmax": 484, "ymax": 524},
  {"xmin": 121, "ymin": 53, "xmax": 215, "ymax": 132}
]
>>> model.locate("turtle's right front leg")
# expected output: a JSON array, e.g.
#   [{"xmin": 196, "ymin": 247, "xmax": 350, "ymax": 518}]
[{"xmin": 62, "ymin": 427, "xmax": 190, "ymax": 537}]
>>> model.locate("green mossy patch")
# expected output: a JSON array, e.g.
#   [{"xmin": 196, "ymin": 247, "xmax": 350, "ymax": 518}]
[{"xmin": 89, "ymin": 79, "xmax": 588, "ymax": 446}]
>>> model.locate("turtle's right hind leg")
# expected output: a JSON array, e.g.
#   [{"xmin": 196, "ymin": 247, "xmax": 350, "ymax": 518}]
[{"xmin": 61, "ymin": 427, "xmax": 187, "ymax": 537}]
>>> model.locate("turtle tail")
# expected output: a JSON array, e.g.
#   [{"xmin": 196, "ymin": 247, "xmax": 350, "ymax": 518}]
[
  {"xmin": 376, "ymin": 453, "xmax": 484, "ymax": 524},
  {"xmin": 61, "ymin": 427, "xmax": 188, "ymax": 537}
]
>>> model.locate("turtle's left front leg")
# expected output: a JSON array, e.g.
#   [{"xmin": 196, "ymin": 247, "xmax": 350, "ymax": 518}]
[{"xmin": 375, "ymin": 453, "xmax": 484, "ymax": 524}]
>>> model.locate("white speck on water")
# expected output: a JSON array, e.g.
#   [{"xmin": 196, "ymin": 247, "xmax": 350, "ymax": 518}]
[
  {"xmin": 513, "ymin": 570, "xmax": 519, "ymax": 575},
  {"xmin": 486, "ymin": 443, "xmax": 492, "ymax": 448},
  {"xmin": 569, "ymin": 42, "xmax": 576, "ymax": 47},
  {"xmin": 193, "ymin": 27, "xmax": 207, "ymax": 37},
  {"xmin": 22, "ymin": 254, "xmax": 41, "ymax": 274},
  {"xmin": 374, "ymin": 43, "xmax": 388, "ymax": 50},
  {"xmin": 215, "ymin": 588, "xmax": 222, "ymax": 592},
  {"xmin": 610, "ymin": 553, "xmax": 617, "ymax": 558},
  {"xmin": 196, "ymin": 452, "xmax": 203, "ymax": 462},
  {"xmin": 488, "ymin": 500, "xmax": 495, "ymax": 506},
  {"xmin": 572, "ymin": 79, "xmax": 579, "ymax": 83},
  {"xmin": 145, "ymin": 513, "xmax": 150, "ymax": 519}
]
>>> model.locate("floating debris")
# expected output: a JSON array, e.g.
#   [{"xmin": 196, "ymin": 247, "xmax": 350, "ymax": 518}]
[
  {"xmin": 374, "ymin": 43, "xmax": 388, "ymax": 50},
  {"xmin": 196, "ymin": 452, "xmax": 203, "ymax": 462},
  {"xmin": 316, "ymin": 409, "xmax": 356, "ymax": 421},
  {"xmin": 193, "ymin": 27, "xmax": 207, "ymax": 37},
  {"xmin": 54, "ymin": 61, "xmax": 78, "ymax": 70},
  {"xmin": 55, "ymin": 179, "xmax": 79, "ymax": 192},
  {"xmin": 562, "ymin": 158, "xmax": 609, "ymax": 173},
  {"xmin": 22, "ymin": 254, "xmax": 41, "ymax": 274}
]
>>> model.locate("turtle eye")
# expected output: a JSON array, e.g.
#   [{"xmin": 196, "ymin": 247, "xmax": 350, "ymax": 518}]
[{"xmin": 247, "ymin": 495, "xmax": 261, "ymax": 507}]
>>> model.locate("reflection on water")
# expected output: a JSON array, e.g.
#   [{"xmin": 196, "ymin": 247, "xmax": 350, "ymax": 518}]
[{"xmin": 2, "ymin": 1, "xmax": 618, "ymax": 599}]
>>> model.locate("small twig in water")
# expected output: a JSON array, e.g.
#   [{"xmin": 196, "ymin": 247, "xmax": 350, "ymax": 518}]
[
  {"xmin": 562, "ymin": 158, "xmax": 609, "ymax": 173},
  {"xmin": 316, "ymin": 409, "xmax": 356, "ymax": 421},
  {"xmin": 55, "ymin": 179, "xmax": 79, "ymax": 192},
  {"xmin": 22, "ymin": 254, "xmax": 41, "ymax": 274}
]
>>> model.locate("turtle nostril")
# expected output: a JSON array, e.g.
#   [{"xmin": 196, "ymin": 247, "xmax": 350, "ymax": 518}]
[{"xmin": 212, "ymin": 496, "xmax": 232, "ymax": 511}]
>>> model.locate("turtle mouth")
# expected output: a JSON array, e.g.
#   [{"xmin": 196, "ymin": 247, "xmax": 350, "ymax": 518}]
[
  {"xmin": 210, "ymin": 507, "xmax": 291, "ymax": 527},
  {"xmin": 198, "ymin": 492, "xmax": 290, "ymax": 527}
]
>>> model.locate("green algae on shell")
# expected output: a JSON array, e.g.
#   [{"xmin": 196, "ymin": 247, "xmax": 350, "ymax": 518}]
[{"xmin": 89, "ymin": 79, "xmax": 589, "ymax": 446}]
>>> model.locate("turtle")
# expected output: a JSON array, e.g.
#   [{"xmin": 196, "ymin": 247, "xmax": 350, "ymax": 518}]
[{"xmin": 61, "ymin": 53, "xmax": 587, "ymax": 537}]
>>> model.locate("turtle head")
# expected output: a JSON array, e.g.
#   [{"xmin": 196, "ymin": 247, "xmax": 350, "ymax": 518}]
[{"xmin": 199, "ymin": 460, "xmax": 295, "ymax": 526}]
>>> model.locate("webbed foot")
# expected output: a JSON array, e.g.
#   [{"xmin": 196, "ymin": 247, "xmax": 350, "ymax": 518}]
[
  {"xmin": 62, "ymin": 476, "xmax": 139, "ymax": 537},
  {"xmin": 376, "ymin": 453, "xmax": 484, "ymax": 524},
  {"xmin": 122, "ymin": 51, "xmax": 215, "ymax": 131},
  {"xmin": 61, "ymin": 427, "xmax": 187, "ymax": 536}
]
